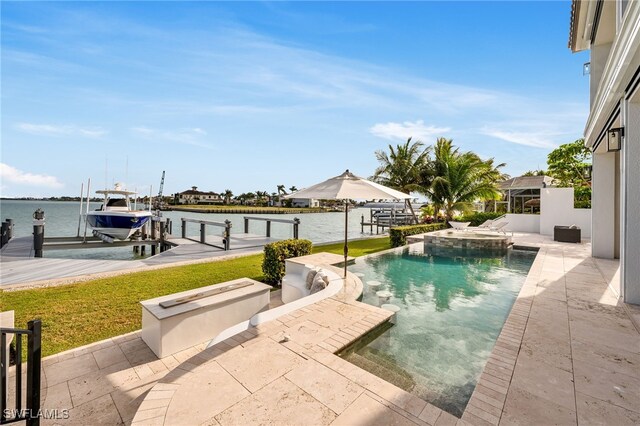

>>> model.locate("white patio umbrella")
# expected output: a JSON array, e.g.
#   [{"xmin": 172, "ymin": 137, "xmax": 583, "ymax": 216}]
[{"xmin": 285, "ymin": 170, "xmax": 412, "ymax": 278}]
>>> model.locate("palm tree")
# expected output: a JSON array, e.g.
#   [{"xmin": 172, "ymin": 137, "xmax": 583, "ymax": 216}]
[
  {"xmin": 223, "ymin": 189, "xmax": 233, "ymax": 205},
  {"xmin": 423, "ymin": 138, "xmax": 506, "ymax": 221},
  {"xmin": 255, "ymin": 191, "xmax": 267, "ymax": 205},
  {"xmin": 373, "ymin": 137, "xmax": 430, "ymax": 192},
  {"xmin": 289, "ymin": 186, "xmax": 298, "ymax": 193},
  {"xmin": 276, "ymin": 185, "xmax": 286, "ymax": 195},
  {"xmin": 372, "ymin": 137, "xmax": 430, "ymax": 222}
]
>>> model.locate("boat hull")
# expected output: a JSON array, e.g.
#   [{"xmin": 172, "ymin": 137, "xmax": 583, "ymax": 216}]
[{"xmin": 86, "ymin": 211, "xmax": 152, "ymax": 240}]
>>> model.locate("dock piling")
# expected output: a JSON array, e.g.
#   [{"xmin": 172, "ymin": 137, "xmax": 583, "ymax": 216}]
[
  {"xmin": 224, "ymin": 220, "xmax": 232, "ymax": 251},
  {"xmin": 1, "ymin": 222, "xmax": 8, "ymax": 247},
  {"xmin": 293, "ymin": 218, "xmax": 300, "ymax": 239},
  {"xmin": 33, "ymin": 225, "xmax": 44, "ymax": 258},
  {"xmin": 159, "ymin": 221, "xmax": 166, "ymax": 253},
  {"xmin": 6, "ymin": 219, "xmax": 14, "ymax": 240}
]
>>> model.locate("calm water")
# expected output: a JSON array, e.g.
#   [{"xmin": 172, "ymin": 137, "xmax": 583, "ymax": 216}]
[
  {"xmin": 343, "ymin": 244, "xmax": 536, "ymax": 417},
  {"xmin": 0, "ymin": 200, "xmax": 376, "ymax": 260}
]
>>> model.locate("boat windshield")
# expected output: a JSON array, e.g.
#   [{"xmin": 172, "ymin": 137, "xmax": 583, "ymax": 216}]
[{"xmin": 106, "ymin": 198, "xmax": 128, "ymax": 207}]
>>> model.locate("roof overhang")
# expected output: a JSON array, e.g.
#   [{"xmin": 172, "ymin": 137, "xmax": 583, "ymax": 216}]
[{"xmin": 569, "ymin": 0, "xmax": 600, "ymax": 52}]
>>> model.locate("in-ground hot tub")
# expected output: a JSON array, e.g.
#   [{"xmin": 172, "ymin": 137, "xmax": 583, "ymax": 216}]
[{"xmin": 424, "ymin": 229, "xmax": 511, "ymax": 256}]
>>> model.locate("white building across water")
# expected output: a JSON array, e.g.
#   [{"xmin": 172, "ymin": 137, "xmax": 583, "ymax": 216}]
[{"xmin": 569, "ymin": 0, "xmax": 640, "ymax": 303}]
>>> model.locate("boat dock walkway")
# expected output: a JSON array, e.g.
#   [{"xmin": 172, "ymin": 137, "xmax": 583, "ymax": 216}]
[{"xmin": 0, "ymin": 233, "xmax": 277, "ymax": 290}]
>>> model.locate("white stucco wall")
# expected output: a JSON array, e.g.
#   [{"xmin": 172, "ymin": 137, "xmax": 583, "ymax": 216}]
[
  {"xmin": 591, "ymin": 152, "xmax": 617, "ymax": 255},
  {"xmin": 622, "ymin": 100, "xmax": 640, "ymax": 303},
  {"xmin": 503, "ymin": 214, "xmax": 540, "ymax": 233},
  {"xmin": 540, "ymin": 188, "xmax": 592, "ymax": 238}
]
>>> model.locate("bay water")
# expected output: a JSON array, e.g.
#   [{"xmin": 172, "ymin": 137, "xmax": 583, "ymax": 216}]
[{"xmin": 0, "ymin": 200, "xmax": 381, "ymax": 260}]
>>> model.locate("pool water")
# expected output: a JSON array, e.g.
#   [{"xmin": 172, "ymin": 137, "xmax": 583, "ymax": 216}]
[{"xmin": 342, "ymin": 244, "xmax": 536, "ymax": 417}]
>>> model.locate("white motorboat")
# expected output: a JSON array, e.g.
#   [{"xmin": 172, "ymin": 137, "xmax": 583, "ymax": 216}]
[{"xmin": 86, "ymin": 184, "xmax": 152, "ymax": 240}]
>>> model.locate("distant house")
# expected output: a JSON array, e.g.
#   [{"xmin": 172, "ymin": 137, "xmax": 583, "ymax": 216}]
[
  {"xmin": 174, "ymin": 186, "xmax": 223, "ymax": 205},
  {"xmin": 290, "ymin": 198, "xmax": 319, "ymax": 208},
  {"xmin": 495, "ymin": 175, "xmax": 555, "ymax": 213}
]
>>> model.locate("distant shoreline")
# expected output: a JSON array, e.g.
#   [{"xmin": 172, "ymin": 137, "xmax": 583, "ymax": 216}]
[
  {"xmin": 168, "ymin": 206, "xmax": 331, "ymax": 214},
  {"xmin": 1, "ymin": 198, "xmax": 101, "ymax": 202}
]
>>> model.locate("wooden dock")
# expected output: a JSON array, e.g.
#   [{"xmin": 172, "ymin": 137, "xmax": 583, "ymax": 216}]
[{"xmin": 0, "ymin": 233, "xmax": 278, "ymax": 289}]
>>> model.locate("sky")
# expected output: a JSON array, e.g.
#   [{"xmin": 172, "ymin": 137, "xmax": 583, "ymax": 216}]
[{"xmin": 1, "ymin": 1, "xmax": 589, "ymax": 198}]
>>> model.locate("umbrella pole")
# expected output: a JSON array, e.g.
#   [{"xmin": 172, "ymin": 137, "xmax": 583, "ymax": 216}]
[{"xmin": 343, "ymin": 199, "xmax": 348, "ymax": 279}]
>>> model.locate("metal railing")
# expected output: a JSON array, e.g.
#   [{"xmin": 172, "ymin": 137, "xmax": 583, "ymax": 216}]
[
  {"xmin": 181, "ymin": 218, "xmax": 232, "ymax": 250},
  {"xmin": 243, "ymin": 217, "xmax": 300, "ymax": 239},
  {"xmin": 1, "ymin": 320, "xmax": 41, "ymax": 425}
]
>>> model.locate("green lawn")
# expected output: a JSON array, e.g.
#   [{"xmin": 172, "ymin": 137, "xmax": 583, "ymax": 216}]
[{"xmin": 0, "ymin": 237, "xmax": 389, "ymax": 357}]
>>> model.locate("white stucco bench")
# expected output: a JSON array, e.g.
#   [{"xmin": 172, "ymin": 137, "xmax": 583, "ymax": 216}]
[
  {"xmin": 140, "ymin": 278, "xmax": 271, "ymax": 358},
  {"xmin": 281, "ymin": 261, "xmax": 317, "ymax": 303}
]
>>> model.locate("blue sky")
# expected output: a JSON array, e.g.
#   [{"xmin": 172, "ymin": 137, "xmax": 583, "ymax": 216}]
[{"xmin": 1, "ymin": 1, "xmax": 589, "ymax": 198}]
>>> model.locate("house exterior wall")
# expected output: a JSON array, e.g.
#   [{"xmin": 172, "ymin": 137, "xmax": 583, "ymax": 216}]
[
  {"xmin": 591, "ymin": 152, "xmax": 617, "ymax": 257},
  {"xmin": 501, "ymin": 188, "xmax": 591, "ymax": 238},
  {"xmin": 570, "ymin": 0, "xmax": 640, "ymax": 304},
  {"xmin": 290, "ymin": 198, "xmax": 319, "ymax": 208},
  {"xmin": 176, "ymin": 192, "xmax": 222, "ymax": 204},
  {"xmin": 590, "ymin": 42, "xmax": 612, "ymax": 106},
  {"xmin": 621, "ymin": 99, "xmax": 640, "ymax": 303},
  {"xmin": 503, "ymin": 214, "xmax": 540, "ymax": 233},
  {"xmin": 539, "ymin": 188, "xmax": 592, "ymax": 238}
]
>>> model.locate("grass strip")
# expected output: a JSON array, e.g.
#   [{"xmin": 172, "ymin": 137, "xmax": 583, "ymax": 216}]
[{"xmin": 1, "ymin": 237, "xmax": 389, "ymax": 357}]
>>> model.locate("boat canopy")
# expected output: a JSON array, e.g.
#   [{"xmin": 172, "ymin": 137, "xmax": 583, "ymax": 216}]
[{"xmin": 96, "ymin": 189, "xmax": 137, "ymax": 196}]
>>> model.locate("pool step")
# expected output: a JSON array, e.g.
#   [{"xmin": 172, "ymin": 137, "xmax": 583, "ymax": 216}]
[{"xmin": 344, "ymin": 350, "xmax": 416, "ymax": 391}]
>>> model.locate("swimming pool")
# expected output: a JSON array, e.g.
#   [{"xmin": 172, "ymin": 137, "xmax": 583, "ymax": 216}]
[{"xmin": 342, "ymin": 243, "xmax": 536, "ymax": 417}]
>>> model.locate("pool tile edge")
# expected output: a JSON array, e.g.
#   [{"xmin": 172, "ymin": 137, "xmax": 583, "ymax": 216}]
[{"xmin": 460, "ymin": 246, "xmax": 545, "ymax": 425}]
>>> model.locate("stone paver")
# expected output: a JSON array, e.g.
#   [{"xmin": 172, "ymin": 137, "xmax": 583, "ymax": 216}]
[
  {"xmin": 214, "ymin": 377, "xmax": 337, "ymax": 425},
  {"xmin": 285, "ymin": 359, "xmax": 365, "ymax": 414},
  {"xmin": 215, "ymin": 337, "xmax": 306, "ymax": 393},
  {"xmin": 332, "ymin": 393, "xmax": 419, "ymax": 425}
]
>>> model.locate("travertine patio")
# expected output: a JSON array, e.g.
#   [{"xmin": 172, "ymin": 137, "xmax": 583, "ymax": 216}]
[{"xmin": 14, "ymin": 233, "xmax": 640, "ymax": 425}]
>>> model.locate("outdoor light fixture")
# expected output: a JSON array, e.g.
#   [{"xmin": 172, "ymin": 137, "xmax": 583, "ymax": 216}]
[
  {"xmin": 583, "ymin": 165, "xmax": 593, "ymax": 181},
  {"xmin": 607, "ymin": 127, "xmax": 624, "ymax": 152},
  {"xmin": 583, "ymin": 62, "xmax": 591, "ymax": 75}
]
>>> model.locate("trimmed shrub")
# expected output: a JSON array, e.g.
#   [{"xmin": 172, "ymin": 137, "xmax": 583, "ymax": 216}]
[
  {"xmin": 389, "ymin": 223, "xmax": 447, "ymax": 247},
  {"xmin": 262, "ymin": 239, "xmax": 313, "ymax": 285},
  {"xmin": 453, "ymin": 212, "xmax": 505, "ymax": 226}
]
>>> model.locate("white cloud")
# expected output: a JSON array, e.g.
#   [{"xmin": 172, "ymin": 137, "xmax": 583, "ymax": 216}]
[
  {"xmin": 480, "ymin": 129, "xmax": 557, "ymax": 149},
  {"xmin": 0, "ymin": 163, "xmax": 64, "ymax": 188},
  {"xmin": 16, "ymin": 122, "xmax": 107, "ymax": 138},
  {"xmin": 370, "ymin": 120, "xmax": 451, "ymax": 141},
  {"xmin": 132, "ymin": 126, "xmax": 211, "ymax": 149}
]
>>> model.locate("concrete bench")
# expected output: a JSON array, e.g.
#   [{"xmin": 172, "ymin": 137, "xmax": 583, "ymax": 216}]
[
  {"xmin": 281, "ymin": 261, "xmax": 317, "ymax": 303},
  {"xmin": 140, "ymin": 278, "xmax": 271, "ymax": 358},
  {"xmin": 281, "ymin": 253, "xmax": 352, "ymax": 304}
]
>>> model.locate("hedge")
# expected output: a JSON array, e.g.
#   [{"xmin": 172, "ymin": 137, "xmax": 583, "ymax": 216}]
[
  {"xmin": 453, "ymin": 212, "xmax": 505, "ymax": 226},
  {"xmin": 262, "ymin": 239, "xmax": 313, "ymax": 285},
  {"xmin": 390, "ymin": 223, "xmax": 447, "ymax": 247}
]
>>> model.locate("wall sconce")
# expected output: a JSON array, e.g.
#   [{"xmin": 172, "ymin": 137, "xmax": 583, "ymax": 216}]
[
  {"xmin": 583, "ymin": 165, "xmax": 593, "ymax": 181},
  {"xmin": 607, "ymin": 127, "xmax": 623, "ymax": 152}
]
